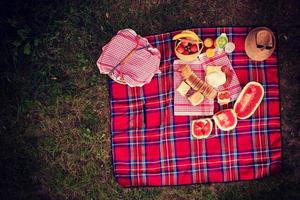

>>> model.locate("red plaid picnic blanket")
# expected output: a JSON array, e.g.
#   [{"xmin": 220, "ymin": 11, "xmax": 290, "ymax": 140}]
[
  {"xmin": 109, "ymin": 27, "xmax": 282, "ymax": 187},
  {"xmin": 173, "ymin": 51, "xmax": 241, "ymax": 116}
]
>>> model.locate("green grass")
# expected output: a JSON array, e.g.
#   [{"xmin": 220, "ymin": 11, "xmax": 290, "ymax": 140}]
[{"xmin": 1, "ymin": 0, "xmax": 300, "ymax": 199}]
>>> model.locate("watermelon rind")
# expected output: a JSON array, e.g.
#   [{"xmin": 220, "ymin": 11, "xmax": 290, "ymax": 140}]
[
  {"xmin": 233, "ymin": 81, "xmax": 264, "ymax": 119},
  {"xmin": 191, "ymin": 118, "xmax": 213, "ymax": 139},
  {"xmin": 212, "ymin": 109, "xmax": 237, "ymax": 131}
]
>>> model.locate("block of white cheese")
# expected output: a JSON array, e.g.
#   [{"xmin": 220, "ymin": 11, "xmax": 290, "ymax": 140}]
[
  {"xmin": 176, "ymin": 81, "xmax": 191, "ymax": 96},
  {"xmin": 205, "ymin": 71, "xmax": 226, "ymax": 88}
]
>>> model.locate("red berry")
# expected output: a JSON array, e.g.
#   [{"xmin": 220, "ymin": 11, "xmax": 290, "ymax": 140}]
[
  {"xmin": 190, "ymin": 44, "xmax": 198, "ymax": 53},
  {"xmin": 176, "ymin": 45, "xmax": 185, "ymax": 53},
  {"xmin": 219, "ymin": 91, "xmax": 230, "ymax": 99},
  {"xmin": 180, "ymin": 39, "xmax": 189, "ymax": 47},
  {"xmin": 224, "ymin": 92, "xmax": 231, "ymax": 98},
  {"xmin": 182, "ymin": 50, "xmax": 189, "ymax": 55},
  {"xmin": 219, "ymin": 94, "xmax": 225, "ymax": 99}
]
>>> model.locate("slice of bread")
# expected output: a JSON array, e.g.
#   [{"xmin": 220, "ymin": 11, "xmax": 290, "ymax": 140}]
[
  {"xmin": 176, "ymin": 81, "xmax": 191, "ymax": 96},
  {"xmin": 179, "ymin": 64, "xmax": 217, "ymax": 100},
  {"xmin": 188, "ymin": 91, "xmax": 204, "ymax": 106}
]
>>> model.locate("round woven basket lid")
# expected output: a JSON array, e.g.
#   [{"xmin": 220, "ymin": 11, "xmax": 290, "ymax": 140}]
[{"xmin": 245, "ymin": 27, "xmax": 276, "ymax": 61}]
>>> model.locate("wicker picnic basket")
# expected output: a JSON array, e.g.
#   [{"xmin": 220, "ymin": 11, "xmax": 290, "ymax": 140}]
[{"xmin": 97, "ymin": 29, "xmax": 161, "ymax": 87}]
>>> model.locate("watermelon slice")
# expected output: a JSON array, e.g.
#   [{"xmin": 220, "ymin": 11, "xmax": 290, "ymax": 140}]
[
  {"xmin": 234, "ymin": 81, "xmax": 264, "ymax": 119},
  {"xmin": 191, "ymin": 118, "xmax": 213, "ymax": 139},
  {"xmin": 213, "ymin": 109, "xmax": 237, "ymax": 131}
]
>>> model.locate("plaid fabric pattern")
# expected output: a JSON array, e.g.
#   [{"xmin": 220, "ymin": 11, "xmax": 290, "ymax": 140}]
[
  {"xmin": 173, "ymin": 51, "xmax": 241, "ymax": 116},
  {"xmin": 109, "ymin": 27, "xmax": 282, "ymax": 187}
]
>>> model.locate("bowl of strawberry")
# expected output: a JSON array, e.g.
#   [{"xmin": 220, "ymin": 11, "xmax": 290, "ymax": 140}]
[{"xmin": 175, "ymin": 38, "xmax": 203, "ymax": 61}]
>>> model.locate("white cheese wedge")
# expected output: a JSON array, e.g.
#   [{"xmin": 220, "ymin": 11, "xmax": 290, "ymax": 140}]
[{"xmin": 176, "ymin": 81, "xmax": 191, "ymax": 96}]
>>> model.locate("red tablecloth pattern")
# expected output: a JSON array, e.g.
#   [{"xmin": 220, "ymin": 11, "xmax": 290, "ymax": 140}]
[{"xmin": 109, "ymin": 27, "xmax": 282, "ymax": 187}]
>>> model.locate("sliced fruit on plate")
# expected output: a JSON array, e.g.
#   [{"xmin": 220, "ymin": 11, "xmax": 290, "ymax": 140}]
[
  {"xmin": 233, "ymin": 81, "xmax": 264, "ymax": 119},
  {"xmin": 191, "ymin": 118, "xmax": 213, "ymax": 139},
  {"xmin": 213, "ymin": 109, "xmax": 237, "ymax": 131},
  {"xmin": 217, "ymin": 90, "xmax": 231, "ymax": 105}
]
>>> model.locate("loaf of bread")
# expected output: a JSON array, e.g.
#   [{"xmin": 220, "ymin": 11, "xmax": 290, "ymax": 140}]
[{"xmin": 178, "ymin": 65, "xmax": 217, "ymax": 100}]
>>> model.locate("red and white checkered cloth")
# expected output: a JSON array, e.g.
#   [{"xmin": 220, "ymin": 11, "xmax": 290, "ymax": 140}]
[
  {"xmin": 174, "ymin": 51, "xmax": 241, "ymax": 116},
  {"xmin": 97, "ymin": 29, "xmax": 161, "ymax": 87},
  {"xmin": 174, "ymin": 60, "xmax": 214, "ymax": 116}
]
